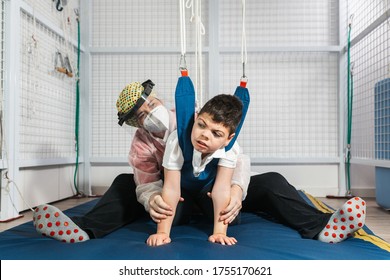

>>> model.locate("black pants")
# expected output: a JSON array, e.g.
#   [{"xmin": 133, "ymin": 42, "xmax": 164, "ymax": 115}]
[
  {"xmin": 71, "ymin": 172, "xmax": 331, "ymax": 239},
  {"xmin": 71, "ymin": 174, "xmax": 145, "ymax": 238}
]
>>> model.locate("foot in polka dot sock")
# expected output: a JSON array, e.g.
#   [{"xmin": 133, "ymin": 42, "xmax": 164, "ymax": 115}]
[
  {"xmin": 33, "ymin": 204, "xmax": 90, "ymax": 243},
  {"xmin": 318, "ymin": 197, "xmax": 366, "ymax": 243}
]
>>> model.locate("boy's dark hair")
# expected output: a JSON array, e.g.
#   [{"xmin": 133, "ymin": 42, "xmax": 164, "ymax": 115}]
[{"xmin": 198, "ymin": 94, "xmax": 243, "ymax": 135}]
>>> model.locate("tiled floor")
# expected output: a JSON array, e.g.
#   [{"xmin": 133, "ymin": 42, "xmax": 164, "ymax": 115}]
[{"xmin": 1, "ymin": 196, "xmax": 389, "ymax": 243}]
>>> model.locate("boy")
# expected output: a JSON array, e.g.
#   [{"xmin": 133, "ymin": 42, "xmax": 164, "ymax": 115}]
[{"xmin": 147, "ymin": 93, "xmax": 244, "ymax": 246}]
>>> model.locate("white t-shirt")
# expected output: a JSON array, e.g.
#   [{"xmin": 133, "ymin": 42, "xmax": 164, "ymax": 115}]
[{"xmin": 162, "ymin": 130, "xmax": 240, "ymax": 177}]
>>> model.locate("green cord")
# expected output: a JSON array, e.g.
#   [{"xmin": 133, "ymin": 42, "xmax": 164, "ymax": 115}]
[
  {"xmin": 73, "ymin": 16, "xmax": 81, "ymax": 195},
  {"xmin": 346, "ymin": 23, "xmax": 353, "ymax": 195}
]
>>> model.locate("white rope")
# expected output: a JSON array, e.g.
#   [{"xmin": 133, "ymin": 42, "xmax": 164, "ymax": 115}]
[
  {"xmin": 241, "ymin": 0, "xmax": 247, "ymax": 78},
  {"xmin": 186, "ymin": 0, "xmax": 194, "ymax": 20},
  {"xmin": 195, "ymin": 0, "xmax": 204, "ymax": 108},
  {"xmin": 186, "ymin": 0, "xmax": 205, "ymax": 108},
  {"xmin": 179, "ymin": 0, "xmax": 205, "ymax": 107},
  {"xmin": 180, "ymin": 0, "xmax": 187, "ymax": 56},
  {"xmin": 4, "ymin": 172, "xmax": 35, "ymax": 213}
]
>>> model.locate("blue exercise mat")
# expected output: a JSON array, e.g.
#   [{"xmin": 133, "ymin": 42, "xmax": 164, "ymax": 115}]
[{"xmin": 0, "ymin": 191, "xmax": 389, "ymax": 260}]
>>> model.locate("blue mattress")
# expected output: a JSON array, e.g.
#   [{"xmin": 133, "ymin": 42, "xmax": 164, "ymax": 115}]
[{"xmin": 0, "ymin": 191, "xmax": 389, "ymax": 260}]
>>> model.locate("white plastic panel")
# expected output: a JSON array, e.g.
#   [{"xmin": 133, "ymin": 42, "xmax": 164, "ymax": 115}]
[
  {"xmin": 23, "ymin": 0, "xmax": 79, "ymax": 40},
  {"xmin": 19, "ymin": 10, "xmax": 77, "ymax": 161},
  {"xmin": 91, "ymin": 0, "xmax": 209, "ymax": 49},
  {"xmin": 220, "ymin": 0, "xmax": 339, "ymax": 48},
  {"xmin": 220, "ymin": 52, "xmax": 339, "ymax": 159},
  {"xmin": 345, "ymin": 0, "xmax": 390, "ymax": 161}
]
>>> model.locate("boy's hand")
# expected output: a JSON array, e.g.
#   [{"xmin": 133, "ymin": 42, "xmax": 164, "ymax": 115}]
[
  {"xmin": 146, "ymin": 232, "xmax": 171, "ymax": 246},
  {"xmin": 208, "ymin": 233, "xmax": 237, "ymax": 246},
  {"xmin": 149, "ymin": 193, "xmax": 184, "ymax": 223}
]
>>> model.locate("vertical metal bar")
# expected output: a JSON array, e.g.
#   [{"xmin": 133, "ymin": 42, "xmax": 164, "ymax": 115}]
[
  {"xmin": 338, "ymin": 0, "xmax": 348, "ymax": 196},
  {"xmin": 78, "ymin": 0, "xmax": 91, "ymax": 195},
  {"xmin": 1, "ymin": 0, "xmax": 22, "ymax": 220}
]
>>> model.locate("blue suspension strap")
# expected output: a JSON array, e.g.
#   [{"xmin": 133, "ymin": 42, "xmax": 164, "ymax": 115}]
[
  {"xmin": 175, "ymin": 75, "xmax": 196, "ymax": 161},
  {"xmin": 175, "ymin": 74, "xmax": 220, "ymax": 190},
  {"xmin": 175, "ymin": 0, "xmax": 218, "ymax": 190},
  {"xmin": 174, "ymin": 0, "xmax": 249, "ymax": 189},
  {"xmin": 225, "ymin": 81, "xmax": 250, "ymax": 151},
  {"xmin": 225, "ymin": 0, "xmax": 250, "ymax": 150}
]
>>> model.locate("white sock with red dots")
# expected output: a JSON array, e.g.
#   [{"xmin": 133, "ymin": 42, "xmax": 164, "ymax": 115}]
[
  {"xmin": 318, "ymin": 197, "xmax": 366, "ymax": 243},
  {"xmin": 33, "ymin": 204, "xmax": 89, "ymax": 243}
]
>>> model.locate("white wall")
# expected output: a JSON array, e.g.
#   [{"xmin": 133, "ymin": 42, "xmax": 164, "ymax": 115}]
[
  {"xmin": 19, "ymin": 166, "xmax": 76, "ymax": 210},
  {"xmin": 1, "ymin": 0, "xmax": 84, "ymax": 216},
  {"xmin": 1, "ymin": 0, "xmax": 387, "ymax": 218},
  {"xmin": 88, "ymin": 0, "xmax": 343, "ymax": 198}
]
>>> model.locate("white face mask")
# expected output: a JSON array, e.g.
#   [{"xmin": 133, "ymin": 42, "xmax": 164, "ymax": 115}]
[{"xmin": 143, "ymin": 105, "xmax": 170, "ymax": 133}]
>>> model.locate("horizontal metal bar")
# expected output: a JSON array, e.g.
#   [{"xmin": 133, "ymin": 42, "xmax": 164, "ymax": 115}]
[
  {"xmin": 18, "ymin": 157, "xmax": 84, "ymax": 168},
  {"xmin": 251, "ymin": 157, "xmax": 342, "ymax": 165},
  {"xmin": 351, "ymin": 158, "xmax": 390, "ymax": 168},
  {"xmin": 89, "ymin": 46, "xmax": 343, "ymax": 54},
  {"xmin": 89, "ymin": 47, "xmax": 209, "ymax": 54},
  {"xmin": 221, "ymin": 46, "xmax": 343, "ymax": 53},
  {"xmin": 90, "ymin": 158, "xmax": 128, "ymax": 165},
  {"xmin": 89, "ymin": 157, "xmax": 342, "ymax": 166}
]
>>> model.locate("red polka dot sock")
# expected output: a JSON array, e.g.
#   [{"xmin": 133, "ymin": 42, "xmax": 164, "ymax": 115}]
[
  {"xmin": 33, "ymin": 204, "xmax": 90, "ymax": 243},
  {"xmin": 318, "ymin": 197, "xmax": 366, "ymax": 243}
]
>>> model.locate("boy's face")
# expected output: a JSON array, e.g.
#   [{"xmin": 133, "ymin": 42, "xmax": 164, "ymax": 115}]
[{"xmin": 191, "ymin": 113, "xmax": 235, "ymax": 155}]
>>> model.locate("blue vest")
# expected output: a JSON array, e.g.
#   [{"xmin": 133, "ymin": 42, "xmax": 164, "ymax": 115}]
[{"xmin": 174, "ymin": 76, "xmax": 249, "ymax": 191}]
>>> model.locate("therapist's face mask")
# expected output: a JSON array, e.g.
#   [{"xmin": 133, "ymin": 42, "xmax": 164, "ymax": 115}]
[{"xmin": 143, "ymin": 105, "xmax": 170, "ymax": 133}]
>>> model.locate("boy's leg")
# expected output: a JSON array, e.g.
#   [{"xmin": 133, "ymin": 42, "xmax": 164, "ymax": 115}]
[{"xmin": 242, "ymin": 172, "xmax": 331, "ymax": 239}]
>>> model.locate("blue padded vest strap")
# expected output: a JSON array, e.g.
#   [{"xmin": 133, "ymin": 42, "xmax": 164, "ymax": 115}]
[
  {"xmin": 175, "ymin": 76, "xmax": 196, "ymax": 160},
  {"xmin": 225, "ymin": 85, "xmax": 250, "ymax": 151}
]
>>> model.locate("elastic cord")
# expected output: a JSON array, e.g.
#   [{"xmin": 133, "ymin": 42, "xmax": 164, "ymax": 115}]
[{"xmin": 241, "ymin": 0, "xmax": 247, "ymax": 71}]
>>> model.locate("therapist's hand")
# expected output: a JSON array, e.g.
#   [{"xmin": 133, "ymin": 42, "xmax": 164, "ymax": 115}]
[
  {"xmin": 207, "ymin": 185, "xmax": 242, "ymax": 225},
  {"xmin": 149, "ymin": 193, "xmax": 184, "ymax": 223},
  {"xmin": 208, "ymin": 184, "xmax": 242, "ymax": 224}
]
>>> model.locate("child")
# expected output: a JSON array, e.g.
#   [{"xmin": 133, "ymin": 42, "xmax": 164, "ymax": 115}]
[
  {"xmin": 146, "ymin": 93, "xmax": 244, "ymax": 246},
  {"xmin": 32, "ymin": 80, "xmax": 251, "ymax": 244}
]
